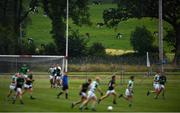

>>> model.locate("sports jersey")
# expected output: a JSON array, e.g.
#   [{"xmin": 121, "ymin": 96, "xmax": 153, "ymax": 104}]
[
  {"xmin": 52, "ymin": 67, "xmax": 57, "ymax": 76},
  {"xmin": 159, "ymin": 75, "xmax": 166, "ymax": 85},
  {"xmin": 16, "ymin": 77, "xmax": 25, "ymax": 88},
  {"xmin": 81, "ymin": 82, "xmax": 90, "ymax": 93},
  {"xmin": 108, "ymin": 79, "xmax": 115, "ymax": 90},
  {"xmin": 154, "ymin": 74, "xmax": 160, "ymax": 84},
  {"xmin": 62, "ymin": 75, "xmax": 68, "ymax": 86},
  {"xmin": 89, "ymin": 81, "xmax": 99, "ymax": 92},
  {"xmin": 19, "ymin": 66, "xmax": 29, "ymax": 74},
  {"xmin": 127, "ymin": 80, "xmax": 134, "ymax": 90},
  {"xmin": 49, "ymin": 67, "xmax": 54, "ymax": 75},
  {"xmin": 11, "ymin": 75, "xmax": 17, "ymax": 84},
  {"xmin": 56, "ymin": 67, "xmax": 61, "ymax": 76}
]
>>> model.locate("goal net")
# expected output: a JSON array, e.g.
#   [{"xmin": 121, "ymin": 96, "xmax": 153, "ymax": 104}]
[{"xmin": 0, "ymin": 55, "xmax": 66, "ymax": 75}]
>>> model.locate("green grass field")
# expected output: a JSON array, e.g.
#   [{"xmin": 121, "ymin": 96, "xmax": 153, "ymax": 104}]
[{"xmin": 0, "ymin": 72, "xmax": 180, "ymax": 112}]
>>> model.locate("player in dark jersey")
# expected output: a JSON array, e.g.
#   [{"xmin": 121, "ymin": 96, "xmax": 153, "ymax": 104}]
[
  {"xmin": 23, "ymin": 71, "xmax": 35, "ymax": 99},
  {"xmin": 159, "ymin": 73, "xmax": 167, "ymax": 99},
  {"xmin": 71, "ymin": 78, "xmax": 92, "ymax": 108},
  {"xmin": 98, "ymin": 75, "xmax": 117, "ymax": 104},
  {"xmin": 12, "ymin": 73, "xmax": 25, "ymax": 104},
  {"xmin": 55, "ymin": 64, "xmax": 62, "ymax": 87},
  {"xmin": 57, "ymin": 72, "xmax": 69, "ymax": 99}
]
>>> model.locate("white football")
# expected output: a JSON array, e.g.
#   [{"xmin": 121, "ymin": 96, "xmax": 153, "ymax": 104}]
[{"xmin": 107, "ymin": 106, "xmax": 113, "ymax": 111}]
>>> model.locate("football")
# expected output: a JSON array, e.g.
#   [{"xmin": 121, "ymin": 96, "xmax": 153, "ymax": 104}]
[{"xmin": 107, "ymin": 106, "xmax": 113, "ymax": 111}]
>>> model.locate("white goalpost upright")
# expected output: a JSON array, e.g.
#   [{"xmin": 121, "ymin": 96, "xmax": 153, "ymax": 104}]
[{"xmin": 65, "ymin": 0, "xmax": 69, "ymax": 72}]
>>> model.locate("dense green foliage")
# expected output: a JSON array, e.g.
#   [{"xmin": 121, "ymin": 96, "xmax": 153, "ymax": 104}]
[
  {"xmin": 130, "ymin": 26, "xmax": 156, "ymax": 54},
  {"xmin": 88, "ymin": 42, "xmax": 106, "ymax": 56}
]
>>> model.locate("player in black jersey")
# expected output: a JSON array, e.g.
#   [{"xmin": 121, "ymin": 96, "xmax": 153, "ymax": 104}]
[
  {"xmin": 71, "ymin": 78, "xmax": 92, "ymax": 108},
  {"xmin": 98, "ymin": 75, "xmax": 117, "ymax": 104},
  {"xmin": 159, "ymin": 73, "xmax": 167, "ymax": 98},
  {"xmin": 23, "ymin": 71, "xmax": 35, "ymax": 99}
]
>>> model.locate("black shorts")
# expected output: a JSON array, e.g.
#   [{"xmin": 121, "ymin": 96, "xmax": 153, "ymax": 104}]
[{"xmin": 62, "ymin": 85, "xmax": 68, "ymax": 91}]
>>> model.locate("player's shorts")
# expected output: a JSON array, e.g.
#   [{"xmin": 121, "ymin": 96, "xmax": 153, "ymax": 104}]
[
  {"xmin": 62, "ymin": 85, "xmax": 68, "ymax": 91},
  {"xmin": 15, "ymin": 87, "xmax": 22, "ymax": 94},
  {"xmin": 106, "ymin": 89, "xmax": 115, "ymax": 95},
  {"xmin": 125, "ymin": 89, "xmax": 133, "ymax": 97},
  {"xmin": 153, "ymin": 83, "xmax": 160, "ymax": 90},
  {"xmin": 9, "ymin": 84, "xmax": 16, "ymax": 90},
  {"xmin": 80, "ymin": 92, "xmax": 87, "ymax": 98},
  {"xmin": 24, "ymin": 84, "xmax": 32, "ymax": 89},
  {"xmin": 56, "ymin": 76, "xmax": 62, "ymax": 80},
  {"xmin": 160, "ymin": 84, "xmax": 165, "ymax": 89},
  {"xmin": 87, "ymin": 91, "xmax": 96, "ymax": 99}
]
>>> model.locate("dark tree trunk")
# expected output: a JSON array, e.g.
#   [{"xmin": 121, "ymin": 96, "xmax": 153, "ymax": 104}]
[{"xmin": 173, "ymin": 24, "xmax": 180, "ymax": 65}]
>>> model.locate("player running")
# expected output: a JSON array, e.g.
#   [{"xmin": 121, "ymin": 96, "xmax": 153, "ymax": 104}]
[
  {"xmin": 7, "ymin": 73, "xmax": 19, "ymax": 98},
  {"xmin": 23, "ymin": 71, "xmax": 35, "ymax": 99},
  {"xmin": 56, "ymin": 64, "xmax": 62, "ymax": 88},
  {"xmin": 79, "ymin": 77, "xmax": 103, "ymax": 112},
  {"xmin": 57, "ymin": 72, "xmax": 69, "ymax": 99},
  {"xmin": 147, "ymin": 71, "xmax": 161, "ymax": 99},
  {"xmin": 119, "ymin": 76, "xmax": 135, "ymax": 107},
  {"xmin": 159, "ymin": 72, "xmax": 167, "ymax": 99},
  {"xmin": 12, "ymin": 73, "xmax": 25, "ymax": 104},
  {"xmin": 48, "ymin": 64, "xmax": 56, "ymax": 88},
  {"xmin": 98, "ymin": 75, "xmax": 117, "ymax": 104},
  {"xmin": 71, "ymin": 78, "xmax": 92, "ymax": 108}
]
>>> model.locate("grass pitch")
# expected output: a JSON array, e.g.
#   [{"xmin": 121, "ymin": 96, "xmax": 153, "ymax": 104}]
[{"xmin": 0, "ymin": 72, "xmax": 180, "ymax": 112}]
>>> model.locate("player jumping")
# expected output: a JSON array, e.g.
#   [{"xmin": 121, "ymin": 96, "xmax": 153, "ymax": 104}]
[
  {"xmin": 71, "ymin": 78, "xmax": 92, "ymax": 108},
  {"xmin": 98, "ymin": 75, "xmax": 117, "ymax": 104}
]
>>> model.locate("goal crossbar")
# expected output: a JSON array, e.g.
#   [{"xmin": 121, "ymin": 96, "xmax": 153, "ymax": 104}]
[{"xmin": 0, "ymin": 55, "xmax": 65, "ymax": 58}]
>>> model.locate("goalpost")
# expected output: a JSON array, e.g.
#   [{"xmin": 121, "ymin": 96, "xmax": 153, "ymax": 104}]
[
  {"xmin": 0, "ymin": 55, "xmax": 66, "ymax": 74},
  {"xmin": 1, "ymin": 0, "xmax": 70, "ymax": 74}
]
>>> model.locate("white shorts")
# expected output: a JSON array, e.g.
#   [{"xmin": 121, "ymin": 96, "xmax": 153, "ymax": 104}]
[
  {"xmin": 160, "ymin": 84, "xmax": 165, "ymax": 89},
  {"xmin": 24, "ymin": 84, "xmax": 32, "ymax": 89},
  {"xmin": 153, "ymin": 84, "xmax": 160, "ymax": 90},
  {"xmin": 9, "ymin": 84, "xmax": 16, "ymax": 90},
  {"xmin": 80, "ymin": 92, "xmax": 87, "ymax": 98},
  {"xmin": 56, "ymin": 76, "xmax": 62, "ymax": 80},
  {"xmin": 106, "ymin": 90, "xmax": 115, "ymax": 95},
  {"xmin": 16, "ymin": 88, "xmax": 22, "ymax": 94},
  {"xmin": 87, "ymin": 91, "xmax": 96, "ymax": 99},
  {"xmin": 125, "ymin": 89, "xmax": 133, "ymax": 96}
]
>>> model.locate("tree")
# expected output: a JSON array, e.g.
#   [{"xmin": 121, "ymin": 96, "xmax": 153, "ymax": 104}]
[
  {"xmin": 103, "ymin": 0, "xmax": 180, "ymax": 64},
  {"xmin": 68, "ymin": 29, "xmax": 88, "ymax": 57},
  {"xmin": 88, "ymin": 42, "xmax": 106, "ymax": 56},
  {"xmin": 0, "ymin": 0, "xmax": 40, "ymax": 54},
  {"xmin": 43, "ymin": 0, "xmax": 91, "ymax": 55},
  {"xmin": 130, "ymin": 26, "xmax": 155, "ymax": 54}
]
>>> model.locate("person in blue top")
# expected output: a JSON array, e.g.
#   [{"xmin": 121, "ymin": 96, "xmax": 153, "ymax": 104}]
[{"xmin": 57, "ymin": 72, "xmax": 69, "ymax": 99}]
